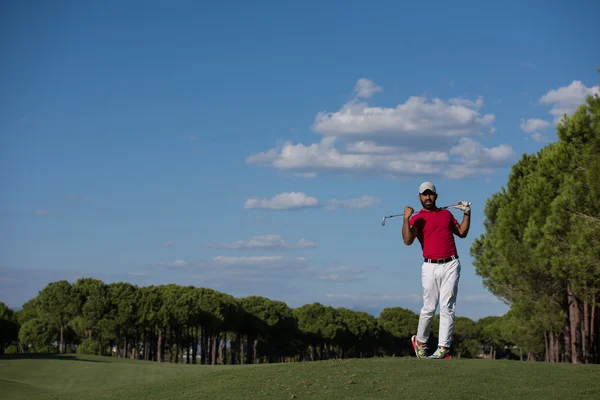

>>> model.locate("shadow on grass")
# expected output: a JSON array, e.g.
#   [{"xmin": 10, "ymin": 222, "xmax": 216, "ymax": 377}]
[{"xmin": 0, "ymin": 353, "xmax": 106, "ymax": 363}]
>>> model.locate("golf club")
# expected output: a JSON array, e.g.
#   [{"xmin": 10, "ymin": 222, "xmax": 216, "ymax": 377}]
[
  {"xmin": 380, "ymin": 202, "xmax": 471, "ymax": 226},
  {"xmin": 381, "ymin": 214, "xmax": 403, "ymax": 226}
]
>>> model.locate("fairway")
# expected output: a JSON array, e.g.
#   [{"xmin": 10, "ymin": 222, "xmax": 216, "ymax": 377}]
[{"xmin": 1, "ymin": 355, "xmax": 599, "ymax": 400}]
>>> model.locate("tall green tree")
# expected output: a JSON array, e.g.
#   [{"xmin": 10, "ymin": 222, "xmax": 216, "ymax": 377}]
[
  {"xmin": 0, "ymin": 302, "xmax": 19, "ymax": 353},
  {"xmin": 471, "ymin": 90, "xmax": 600, "ymax": 364},
  {"xmin": 37, "ymin": 280, "xmax": 77, "ymax": 353}
]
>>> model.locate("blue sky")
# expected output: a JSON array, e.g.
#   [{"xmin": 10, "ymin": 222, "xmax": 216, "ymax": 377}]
[{"xmin": 1, "ymin": 0, "xmax": 599, "ymax": 320}]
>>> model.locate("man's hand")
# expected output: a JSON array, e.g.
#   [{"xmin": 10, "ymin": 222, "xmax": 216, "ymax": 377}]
[
  {"xmin": 452, "ymin": 201, "xmax": 472, "ymax": 238},
  {"xmin": 404, "ymin": 206, "xmax": 414, "ymax": 219},
  {"xmin": 455, "ymin": 201, "xmax": 471, "ymax": 214}
]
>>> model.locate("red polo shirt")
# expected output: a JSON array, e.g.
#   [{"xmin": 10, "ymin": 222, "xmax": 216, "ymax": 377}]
[{"xmin": 409, "ymin": 208, "xmax": 458, "ymax": 259}]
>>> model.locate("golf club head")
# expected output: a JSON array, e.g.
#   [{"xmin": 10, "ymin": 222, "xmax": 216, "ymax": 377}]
[{"xmin": 381, "ymin": 217, "xmax": 386, "ymax": 226}]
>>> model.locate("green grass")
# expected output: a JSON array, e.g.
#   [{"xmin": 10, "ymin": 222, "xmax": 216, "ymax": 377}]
[{"xmin": 1, "ymin": 354, "xmax": 599, "ymax": 399}]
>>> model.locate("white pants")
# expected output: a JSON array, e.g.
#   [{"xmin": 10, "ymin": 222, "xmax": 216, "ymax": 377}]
[{"xmin": 416, "ymin": 259, "xmax": 461, "ymax": 348}]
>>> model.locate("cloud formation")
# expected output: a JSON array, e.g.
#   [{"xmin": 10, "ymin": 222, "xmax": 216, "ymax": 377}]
[
  {"xmin": 318, "ymin": 266, "xmax": 370, "ymax": 282},
  {"xmin": 520, "ymin": 118, "xmax": 551, "ymax": 142},
  {"xmin": 243, "ymin": 192, "xmax": 381, "ymax": 211},
  {"xmin": 246, "ymin": 78, "xmax": 515, "ymax": 179},
  {"xmin": 354, "ymin": 78, "xmax": 383, "ymax": 99},
  {"xmin": 326, "ymin": 195, "xmax": 381, "ymax": 211},
  {"xmin": 539, "ymin": 80, "xmax": 600, "ymax": 123},
  {"xmin": 244, "ymin": 192, "xmax": 319, "ymax": 210},
  {"xmin": 203, "ymin": 234, "xmax": 316, "ymax": 251}
]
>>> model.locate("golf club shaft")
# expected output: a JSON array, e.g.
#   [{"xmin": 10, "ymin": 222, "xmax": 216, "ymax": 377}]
[{"xmin": 381, "ymin": 204, "xmax": 463, "ymax": 225}]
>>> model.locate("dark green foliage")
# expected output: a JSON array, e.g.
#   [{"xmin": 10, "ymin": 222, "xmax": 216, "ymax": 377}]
[
  {"xmin": 0, "ymin": 302, "xmax": 20, "ymax": 354},
  {"xmin": 471, "ymin": 90, "xmax": 600, "ymax": 363}
]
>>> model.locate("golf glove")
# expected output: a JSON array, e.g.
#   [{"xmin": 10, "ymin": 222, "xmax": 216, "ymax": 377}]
[{"xmin": 455, "ymin": 200, "xmax": 471, "ymax": 214}]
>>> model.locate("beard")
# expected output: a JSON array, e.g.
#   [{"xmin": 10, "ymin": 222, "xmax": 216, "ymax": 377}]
[{"xmin": 421, "ymin": 199, "xmax": 436, "ymax": 210}]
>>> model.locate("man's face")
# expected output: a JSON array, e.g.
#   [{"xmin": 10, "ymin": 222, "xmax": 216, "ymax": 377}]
[{"xmin": 419, "ymin": 190, "xmax": 437, "ymax": 209}]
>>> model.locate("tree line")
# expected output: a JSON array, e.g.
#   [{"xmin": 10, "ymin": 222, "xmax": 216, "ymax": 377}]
[
  {"xmin": 470, "ymin": 90, "xmax": 600, "ymax": 364},
  {"xmin": 0, "ymin": 278, "xmax": 573, "ymax": 363}
]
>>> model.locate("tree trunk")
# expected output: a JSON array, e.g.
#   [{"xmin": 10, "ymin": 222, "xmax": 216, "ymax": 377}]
[
  {"xmin": 583, "ymin": 301, "xmax": 589, "ymax": 363},
  {"xmin": 60, "ymin": 324, "xmax": 64, "ymax": 354},
  {"xmin": 192, "ymin": 326, "xmax": 198, "ymax": 365},
  {"xmin": 211, "ymin": 333, "xmax": 217, "ymax": 365},
  {"xmin": 200, "ymin": 326, "xmax": 205, "ymax": 365},
  {"xmin": 253, "ymin": 337, "xmax": 259, "ymax": 364},
  {"xmin": 219, "ymin": 334, "xmax": 226, "ymax": 365},
  {"xmin": 591, "ymin": 296, "xmax": 597, "ymax": 363},
  {"xmin": 157, "ymin": 328, "xmax": 163, "ymax": 362},
  {"xmin": 131, "ymin": 332, "xmax": 137, "ymax": 359},
  {"xmin": 548, "ymin": 331, "xmax": 554, "ymax": 362},
  {"xmin": 564, "ymin": 294, "xmax": 572, "ymax": 363},
  {"xmin": 186, "ymin": 327, "xmax": 191, "ymax": 365},
  {"xmin": 143, "ymin": 330, "xmax": 149, "ymax": 361},
  {"xmin": 232, "ymin": 333, "xmax": 239, "ymax": 365},
  {"xmin": 240, "ymin": 334, "xmax": 245, "ymax": 365},
  {"xmin": 554, "ymin": 332, "xmax": 561, "ymax": 363},
  {"xmin": 567, "ymin": 283, "xmax": 581, "ymax": 363},
  {"xmin": 544, "ymin": 331, "xmax": 549, "ymax": 362},
  {"xmin": 169, "ymin": 328, "xmax": 173, "ymax": 363},
  {"xmin": 519, "ymin": 349, "xmax": 523, "ymax": 361}
]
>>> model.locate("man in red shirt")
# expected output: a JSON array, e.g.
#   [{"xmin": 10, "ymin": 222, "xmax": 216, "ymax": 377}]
[{"xmin": 402, "ymin": 181, "xmax": 471, "ymax": 359}]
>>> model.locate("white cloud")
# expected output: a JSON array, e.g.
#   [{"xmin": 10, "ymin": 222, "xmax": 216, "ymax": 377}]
[
  {"xmin": 293, "ymin": 172, "xmax": 318, "ymax": 178},
  {"xmin": 345, "ymin": 141, "xmax": 396, "ymax": 154},
  {"xmin": 354, "ymin": 78, "xmax": 383, "ymax": 99},
  {"xmin": 156, "ymin": 259, "xmax": 188, "ymax": 268},
  {"xmin": 326, "ymin": 195, "xmax": 381, "ymax": 211},
  {"xmin": 33, "ymin": 210, "xmax": 49, "ymax": 216},
  {"xmin": 519, "ymin": 118, "xmax": 551, "ymax": 133},
  {"xmin": 296, "ymin": 238, "xmax": 317, "ymax": 248},
  {"xmin": 539, "ymin": 80, "xmax": 600, "ymax": 123},
  {"xmin": 244, "ymin": 192, "xmax": 319, "ymax": 210},
  {"xmin": 203, "ymin": 234, "xmax": 316, "ymax": 251},
  {"xmin": 445, "ymin": 137, "xmax": 516, "ymax": 178},
  {"xmin": 248, "ymin": 136, "xmax": 514, "ymax": 180},
  {"xmin": 520, "ymin": 118, "xmax": 551, "ymax": 142},
  {"xmin": 449, "ymin": 96, "xmax": 484, "ymax": 110},
  {"xmin": 163, "ymin": 240, "xmax": 176, "ymax": 247},
  {"xmin": 318, "ymin": 266, "xmax": 370, "ymax": 282},
  {"xmin": 213, "ymin": 255, "xmax": 289, "ymax": 266},
  {"xmin": 190, "ymin": 136, "xmax": 198, "ymax": 141},
  {"xmin": 247, "ymin": 78, "xmax": 513, "ymax": 180},
  {"xmin": 312, "ymin": 84, "xmax": 494, "ymax": 144}
]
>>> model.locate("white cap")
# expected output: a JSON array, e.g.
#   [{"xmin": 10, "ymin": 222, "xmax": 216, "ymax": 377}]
[{"xmin": 419, "ymin": 181, "xmax": 436, "ymax": 194}]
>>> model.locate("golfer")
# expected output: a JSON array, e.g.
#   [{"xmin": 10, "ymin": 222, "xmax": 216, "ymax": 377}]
[{"xmin": 402, "ymin": 181, "xmax": 471, "ymax": 359}]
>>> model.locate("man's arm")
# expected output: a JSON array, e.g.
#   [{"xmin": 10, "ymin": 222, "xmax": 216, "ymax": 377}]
[
  {"xmin": 452, "ymin": 212, "xmax": 471, "ymax": 238},
  {"xmin": 402, "ymin": 206, "xmax": 419, "ymax": 245}
]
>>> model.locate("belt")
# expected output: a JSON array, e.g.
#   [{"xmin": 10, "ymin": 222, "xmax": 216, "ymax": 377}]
[{"xmin": 424, "ymin": 255, "xmax": 458, "ymax": 264}]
